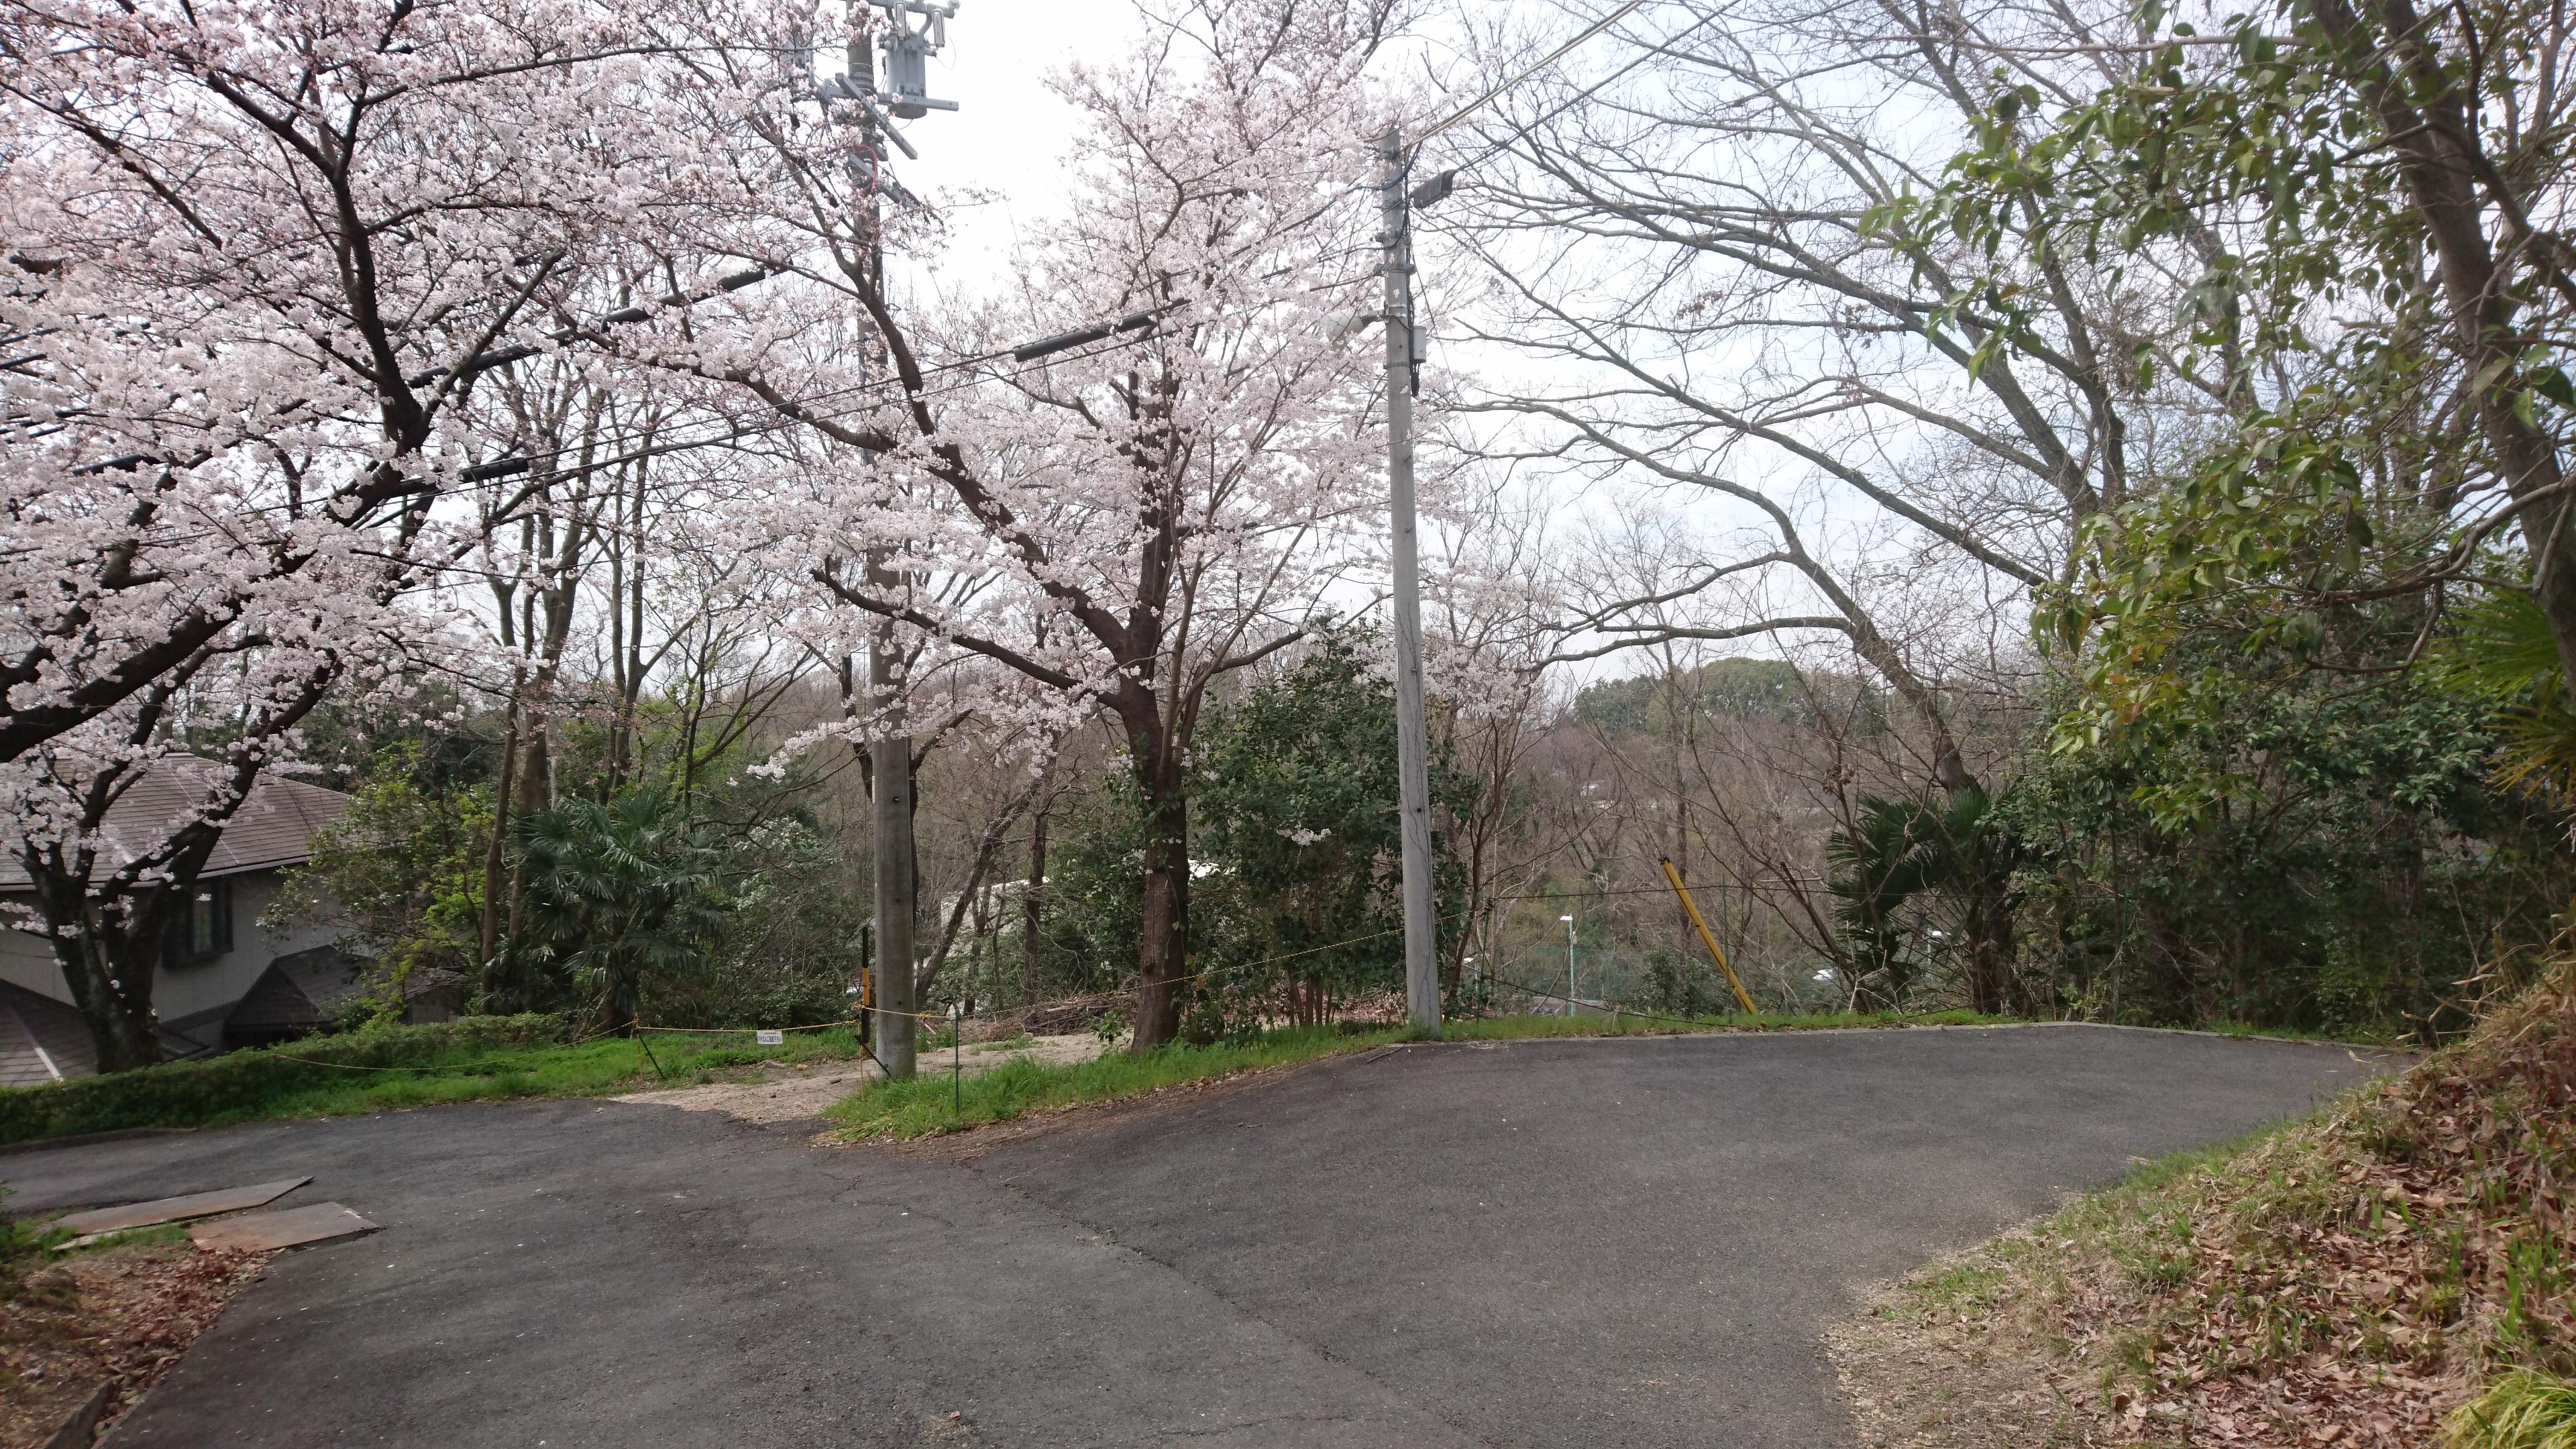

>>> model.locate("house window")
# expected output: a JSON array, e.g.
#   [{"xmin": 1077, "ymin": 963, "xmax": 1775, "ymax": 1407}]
[{"xmin": 164, "ymin": 879, "xmax": 233, "ymax": 967}]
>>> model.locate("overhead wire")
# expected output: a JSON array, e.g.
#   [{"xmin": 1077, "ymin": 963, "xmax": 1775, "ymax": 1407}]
[
  {"xmin": 1434, "ymin": 3, "xmax": 1724, "ymax": 177},
  {"xmin": 54, "ymin": 317, "xmax": 1198, "ymax": 553},
  {"xmin": 44, "ymin": 4, "xmax": 1658, "ymax": 502},
  {"xmin": 1415, "ymin": 0, "xmax": 1654, "ymax": 148}
]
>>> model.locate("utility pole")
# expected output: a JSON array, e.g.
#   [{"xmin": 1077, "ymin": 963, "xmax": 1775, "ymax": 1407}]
[
  {"xmin": 1561, "ymin": 914, "xmax": 1577, "ymax": 1016},
  {"xmin": 827, "ymin": 1, "xmax": 958, "ymax": 1079},
  {"xmin": 1379, "ymin": 126, "xmax": 1440, "ymax": 1038},
  {"xmin": 867, "ymin": 557, "xmax": 918, "ymax": 1079}
]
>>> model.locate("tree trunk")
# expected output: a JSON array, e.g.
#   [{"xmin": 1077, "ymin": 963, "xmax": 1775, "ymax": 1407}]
[
  {"xmin": 2316, "ymin": 0, "xmax": 2576, "ymax": 698},
  {"xmin": 1962, "ymin": 892, "xmax": 2019, "ymax": 1018},
  {"xmin": 478, "ymin": 686, "xmax": 522, "ymax": 968},
  {"xmin": 40, "ymin": 880, "xmax": 176, "ymax": 1072},
  {"xmin": 1131, "ymin": 744, "xmax": 1189, "ymax": 1055}
]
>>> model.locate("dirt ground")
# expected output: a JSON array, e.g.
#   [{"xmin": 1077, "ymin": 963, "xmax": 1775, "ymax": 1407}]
[
  {"xmin": 1827, "ymin": 1252, "xmax": 2119, "ymax": 1448},
  {"xmin": 0, "ymin": 1240, "xmax": 266, "ymax": 1449},
  {"xmin": 612, "ymin": 1031, "xmax": 1112, "ymax": 1125}
]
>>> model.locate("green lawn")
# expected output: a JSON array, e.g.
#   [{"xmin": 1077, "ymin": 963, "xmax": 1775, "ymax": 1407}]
[
  {"xmin": 225, "ymin": 1027, "xmax": 871, "ymax": 1119},
  {"xmin": 2, "ymin": 1008, "xmax": 2017, "ymax": 1146},
  {"xmin": 827, "ymin": 1008, "xmax": 2016, "ymax": 1139},
  {"xmin": 0, "ymin": 1016, "xmax": 869, "ymax": 1144}
]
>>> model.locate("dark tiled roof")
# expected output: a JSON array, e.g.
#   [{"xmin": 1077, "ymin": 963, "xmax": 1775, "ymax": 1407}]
[
  {"xmin": 225, "ymin": 945, "xmax": 369, "ymax": 1034},
  {"xmin": 0, "ymin": 979, "xmax": 96, "ymax": 1087},
  {"xmin": 0, "ymin": 762, "xmax": 352, "ymax": 890}
]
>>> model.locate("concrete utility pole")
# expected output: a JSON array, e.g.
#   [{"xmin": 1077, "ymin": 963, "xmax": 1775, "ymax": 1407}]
[
  {"xmin": 1561, "ymin": 914, "xmax": 1577, "ymax": 1016},
  {"xmin": 867, "ymin": 556, "xmax": 918, "ymax": 1079},
  {"xmin": 830, "ymin": 1, "xmax": 958, "ymax": 1079},
  {"xmin": 1379, "ymin": 126, "xmax": 1441, "ymax": 1038}
]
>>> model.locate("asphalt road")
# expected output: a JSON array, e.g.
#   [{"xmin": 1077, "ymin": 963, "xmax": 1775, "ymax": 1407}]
[{"xmin": 1, "ymin": 1025, "xmax": 2392, "ymax": 1448}]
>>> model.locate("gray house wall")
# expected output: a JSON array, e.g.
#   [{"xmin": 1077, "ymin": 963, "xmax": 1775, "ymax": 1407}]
[
  {"xmin": 0, "ymin": 871, "xmax": 346, "ymax": 1053},
  {"xmin": 0, "ymin": 765, "xmax": 359, "ymax": 1075}
]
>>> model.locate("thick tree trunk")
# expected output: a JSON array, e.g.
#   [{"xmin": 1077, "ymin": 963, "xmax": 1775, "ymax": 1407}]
[
  {"xmin": 2317, "ymin": 0, "xmax": 2576, "ymax": 697},
  {"xmin": 1131, "ymin": 746, "xmax": 1189, "ymax": 1055},
  {"xmin": 478, "ymin": 687, "xmax": 522, "ymax": 968},
  {"xmin": 1962, "ymin": 892, "xmax": 2020, "ymax": 1018},
  {"xmin": 40, "ymin": 881, "xmax": 176, "ymax": 1073}
]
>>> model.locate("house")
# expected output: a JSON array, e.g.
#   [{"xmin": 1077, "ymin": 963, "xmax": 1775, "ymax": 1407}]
[{"xmin": 0, "ymin": 766, "xmax": 450, "ymax": 1085}]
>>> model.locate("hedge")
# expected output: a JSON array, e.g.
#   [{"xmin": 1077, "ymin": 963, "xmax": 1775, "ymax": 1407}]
[{"xmin": 0, "ymin": 1014, "xmax": 567, "ymax": 1145}]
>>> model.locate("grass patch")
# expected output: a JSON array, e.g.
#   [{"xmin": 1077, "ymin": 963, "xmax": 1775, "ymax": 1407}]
[
  {"xmin": 2447, "ymin": 1371, "xmax": 2576, "ymax": 1449},
  {"xmin": 830, "ymin": 1022, "xmax": 1407, "ymax": 1138},
  {"xmin": 1440, "ymin": 1007, "xmax": 2004, "ymax": 1041},
  {"xmin": 0, "ymin": 1016, "xmax": 869, "ymax": 1144},
  {"xmin": 1829, "ymin": 961, "xmax": 2576, "ymax": 1448},
  {"xmin": 0, "ymin": 1187, "xmax": 189, "ymax": 1291},
  {"xmin": 829, "ymin": 1008, "xmax": 2012, "ymax": 1140},
  {"xmin": 2192, "ymin": 1016, "xmax": 2405, "ymax": 1046}
]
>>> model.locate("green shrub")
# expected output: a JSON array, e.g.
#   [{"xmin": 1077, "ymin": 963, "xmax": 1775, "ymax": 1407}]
[
  {"xmin": 0, "ymin": 1014, "xmax": 565, "ymax": 1144},
  {"xmin": 0, "ymin": 1187, "xmax": 41, "ymax": 1295}
]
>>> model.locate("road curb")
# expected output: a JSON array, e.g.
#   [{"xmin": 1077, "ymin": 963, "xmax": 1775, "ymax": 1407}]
[
  {"xmin": 1397, "ymin": 1020, "xmax": 2410, "ymax": 1053},
  {"xmin": 0, "ymin": 1125, "xmax": 197, "ymax": 1159}
]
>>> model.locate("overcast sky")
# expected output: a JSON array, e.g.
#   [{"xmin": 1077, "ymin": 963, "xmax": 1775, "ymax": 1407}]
[
  {"xmin": 874, "ymin": 0, "xmax": 1145, "ymax": 268},
  {"xmin": 875, "ymin": 0, "xmax": 1483, "ymax": 264},
  {"xmin": 864, "ymin": 1, "xmax": 1770, "ymax": 687}
]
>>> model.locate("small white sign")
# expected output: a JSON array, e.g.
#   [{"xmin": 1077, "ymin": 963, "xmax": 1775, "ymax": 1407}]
[{"xmin": 755, "ymin": 1029, "xmax": 785, "ymax": 1046}]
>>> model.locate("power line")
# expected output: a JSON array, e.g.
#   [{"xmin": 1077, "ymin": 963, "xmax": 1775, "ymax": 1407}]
[
  {"xmin": 455, "ymin": 314, "xmax": 1187, "ymax": 485},
  {"xmin": 1437, "ymin": 4, "xmax": 1724, "ymax": 176},
  {"xmin": 451, "ymin": 237, "xmax": 1381, "ymax": 485},
  {"xmin": 1415, "ymin": 0, "xmax": 1652, "ymax": 147}
]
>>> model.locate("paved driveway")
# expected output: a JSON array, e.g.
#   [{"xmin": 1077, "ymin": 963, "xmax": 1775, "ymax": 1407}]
[{"xmin": 1, "ymin": 1025, "xmax": 2392, "ymax": 1448}]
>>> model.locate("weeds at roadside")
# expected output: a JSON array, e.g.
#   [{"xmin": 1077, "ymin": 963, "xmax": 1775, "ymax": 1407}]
[
  {"xmin": 0, "ymin": 1020, "xmax": 873, "ymax": 1143},
  {"xmin": 829, "ymin": 1023, "xmax": 1403, "ymax": 1138},
  {"xmin": 2445, "ymin": 1371, "xmax": 2576, "ymax": 1449},
  {"xmin": 1828, "ymin": 962, "xmax": 2575, "ymax": 1448},
  {"xmin": 828, "ymin": 1009, "xmax": 2019, "ymax": 1140},
  {"xmin": 1440, "ymin": 1008, "xmax": 2005, "ymax": 1041}
]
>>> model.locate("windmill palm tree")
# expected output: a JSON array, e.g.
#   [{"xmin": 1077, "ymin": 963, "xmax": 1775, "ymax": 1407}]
[
  {"xmin": 508, "ymin": 788, "xmax": 728, "ymax": 1032},
  {"xmin": 1825, "ymin": 788, "xmax": 2021, "ymax": 1014}
]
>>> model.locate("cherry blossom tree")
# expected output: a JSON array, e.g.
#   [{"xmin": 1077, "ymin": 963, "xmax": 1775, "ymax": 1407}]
[
  {"xmin": 653, "ymin": 0, "xmax": 1407, "ymax": 1050},
  {"xmin": 0, "ymin": 0, "xmax": 810, "ymax": 1067}
]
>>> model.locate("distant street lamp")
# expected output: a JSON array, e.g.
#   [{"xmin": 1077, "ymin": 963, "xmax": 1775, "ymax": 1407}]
[{"xmin": 1560, "ymin": 914, "xmax": 1576, "ymax": 1017}]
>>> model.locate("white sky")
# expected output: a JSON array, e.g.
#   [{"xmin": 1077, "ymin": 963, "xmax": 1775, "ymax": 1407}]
[
  {"xmin": 866, "ymin": 3, "xmax": 1835, "ymax": 691},
  {"xmin": 875, "ymin": 0, "xmax": 1144, "ymax": 268},
  {"xmin": 878, "ymin": 1, "xmax": 1470, "ymax": 266}
]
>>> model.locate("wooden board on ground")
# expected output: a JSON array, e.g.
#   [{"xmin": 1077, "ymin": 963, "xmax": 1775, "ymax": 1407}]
[
  {"xmin": 55, "ymin": 1177, "xmax": 311, "ymax": 1237},
  {"xmin": 189, "ymin": 1202, "xmax": 374, "ymax": 1252}
]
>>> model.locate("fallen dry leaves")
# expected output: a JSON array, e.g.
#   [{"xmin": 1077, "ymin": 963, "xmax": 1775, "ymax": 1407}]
[
  {"xmin": 1831, "ymin": 972, "xmax": 2575, "ymax": 1448},
  {"xmin": 0, "ymin": 1240, "xmax": 265, "ymax": 1449}
]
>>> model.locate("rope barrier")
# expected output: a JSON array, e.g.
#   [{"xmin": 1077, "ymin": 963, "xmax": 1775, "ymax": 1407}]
[
  {"xmin": 252, "ymin": 881, "xmax": 1763, "ymax": 1077},
  {"xmin": 1470, "ymin": 973, "xmax": 1735, "ymax": 1030},
  {"xmin": 637, "ymin": 1020, "xmax": 862, "ymax": 1034},
  {"xmin": 820, "ymin": 883, "xmax": 1756, "ymax": 1036},
  {"xmin": 265, "ymin": 1019, "xmax": 617, "ymax": 1073},
  {"xmin": 681, "ymin": 881, "xmax": 1748, "ymax": 1038}
]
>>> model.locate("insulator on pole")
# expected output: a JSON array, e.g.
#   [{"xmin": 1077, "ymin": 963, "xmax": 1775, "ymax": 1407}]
[{"xmin": 868, "ymin": 0, "xmax": 960, "ymax": 117}]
